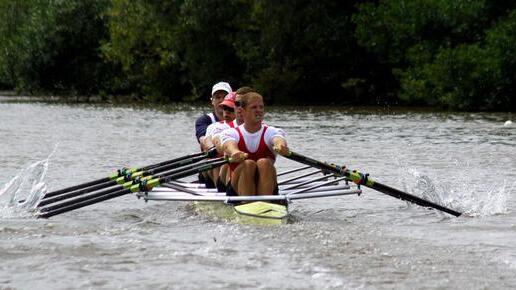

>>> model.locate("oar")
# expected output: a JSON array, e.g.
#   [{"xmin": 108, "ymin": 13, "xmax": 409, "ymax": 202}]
[
  {"xmin": 41, "ymin": 150, "xmax": 212, "ymax": 200},
  {"xmin": 37, "ymin": 153, "xmax": 211, "ymax": 207},
  {"xmin": 37, "ymin": 157, "xmax": 230, "ymax": 218},
  {"xmin": 38, "ymin": 156, "xmax": 222, "ymax": 208},
  {"xmin": 282, "ymin": 150, "xmax": 461, "ymax": 217},
  {"xmin": 276, "ymin": 165, "xmax": 312, "ymax": 177}
]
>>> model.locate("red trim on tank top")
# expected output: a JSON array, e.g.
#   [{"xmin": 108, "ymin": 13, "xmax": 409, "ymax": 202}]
[{"xmin": 229, "ymin": 125, "xmax": 275, "ymax": 172}]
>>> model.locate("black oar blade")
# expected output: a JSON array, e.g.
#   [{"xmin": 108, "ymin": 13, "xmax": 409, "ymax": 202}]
[
  {"xmin": 282, "ymin": 150, "xmax": 462, "ymax": 217},
  {"xmin": 370, "ymin": 182, "xmax": 461, "ymax": 217}
]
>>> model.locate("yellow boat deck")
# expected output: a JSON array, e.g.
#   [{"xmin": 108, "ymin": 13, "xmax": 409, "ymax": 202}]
[{"xmin": 193, "ymin": 201, "xmax": 289, "ymax": 225}]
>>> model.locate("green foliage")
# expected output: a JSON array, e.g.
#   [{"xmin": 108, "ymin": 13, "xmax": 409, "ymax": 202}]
[
  {"xmin": 0, "ymin": 0, "xmax": 514, "ymax": 110},
  {"xmin": 400, "ymin": 45, "xmax": 501, "ymax": 109},
  {"xmin": 236, "ymin": 0, "xmax": 360, "ymax": 103},
  {"xmin": 102, "ymin": 0, "xmax": 182, "ymax": 100},
  {"xmin": 485, "ymin": 9, "xmax": 516, "ymax": 107},
  {"xmin": 0, "ymin": 0, "xmax": 115, "ymax": 95},
  {"xmin": 103, "ymin": 0, "xmax": 244, "ymax": 101},
  {"xmin": 355, "ymin": 0, "xmax": 490, "ymax": 65},
  {"xmin": 354, "ymin": 0, "xmax": 516, "ymax": 110},
  {"xmin": 174, "ymin": 0, "xmax": 244, "ymax": 96},
  {"xmin": 102, "ymin": 0, "xmax": 362, "ymax": 103},
  {"xmin": 0, "ymin": 0, "xmax": 30, "ymax": 89}
]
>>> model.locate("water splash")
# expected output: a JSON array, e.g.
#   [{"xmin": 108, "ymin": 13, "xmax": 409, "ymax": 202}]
[
  {"xmin": 398, "ymin": 166, "xmax": 509, "ymax": 217},
  {"xmin": 0, "ymin": 148, "xmax": 57, "ymax": 218}
]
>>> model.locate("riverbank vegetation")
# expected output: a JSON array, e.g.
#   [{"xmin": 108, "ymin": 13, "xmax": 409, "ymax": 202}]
[{"xmin": 0, "ymin": 0, "xmax": 514, "ymax": 111}]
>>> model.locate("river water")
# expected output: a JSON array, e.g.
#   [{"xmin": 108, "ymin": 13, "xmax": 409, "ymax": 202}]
[{"xmin": 1, "ymin": 97, "xmax": 515, "ymax": 289}]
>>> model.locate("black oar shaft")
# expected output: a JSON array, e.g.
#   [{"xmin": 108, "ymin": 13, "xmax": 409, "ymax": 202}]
[
  {"xmin": 42, "ymin": 152, "xmax": 206, "ymax": 199},
  {"xmin": 39, "ymin": 188, "xmax": 132, "ymax": 218},
  {"xmin": 144, "ymin": 154, "xmax": 208, "ymax": 176},
  {"xmin": 43, "ymin": 177, "xmax": 111, "ymax": 198},
  {"xmin": 41, "ymin": 154, "xmax": 210, "ymax": 205},
  {"xmin": 156, "ymin": 158, "xmax": 229, "ymax": 185},
  {"xmin": 38, "ymin": 157, "xmax": 222, "ymax": 209},
  {"xmin": 39, "ymin": 184, "xmax": 124, "ymax": 213},
  {"xmin": 143, "ymin": 152, "xmax": 205, "ymax": 171},
  {"xmin": 38, "ymin": 158, "xmax": 229, "ymax": 218},
  {"xmin": 38, "ymin": 179, "xmax": 118, "ymax": 207}
]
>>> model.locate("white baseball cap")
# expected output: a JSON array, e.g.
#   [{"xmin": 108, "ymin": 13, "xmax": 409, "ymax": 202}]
[{"xmin": 211, "ymin": 81, "xmax": 232, "ymax": 96}]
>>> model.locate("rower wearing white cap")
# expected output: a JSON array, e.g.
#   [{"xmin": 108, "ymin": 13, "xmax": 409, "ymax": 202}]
[
  {"xmin": 195, "ymin": 81, "xmax": 232, "ymax": 187},
  {"xmin": 195, "ymin": 81, "xmax": 232, "ymax": 151}
]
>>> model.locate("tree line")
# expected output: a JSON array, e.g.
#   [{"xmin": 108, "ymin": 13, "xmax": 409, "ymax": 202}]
[{"xmin": 0, "ymin": 0, "xmax": 514, "ymax": 110}]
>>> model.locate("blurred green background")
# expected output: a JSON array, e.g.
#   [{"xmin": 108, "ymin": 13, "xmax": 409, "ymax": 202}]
[{"xmin": 1, "ymin": 0, "xmax": 515, "ymax": 110}]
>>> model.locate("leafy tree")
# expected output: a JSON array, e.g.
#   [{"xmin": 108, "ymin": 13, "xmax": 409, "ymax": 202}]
[
  {"xmin": 1, "ymin": 0, "xmax": 114, "ymax": 95},
  {"xmin": 236, "ymin": 0, "xmax": 362, "ymax": 104},
  {"xmin": 354, "ymin": 0, "xmax": 516, "ymax": 109},
  {"xmin": 0, "ymin": 0, "xmax": 30, "ymax": 89},
  {"xmin": 1, "ymin": 0, "xmax": 514, "ymax": 110},
  {"xmin": 104, "ymin": 0, "xmax": 367, "ymax": 103},
  {"xmin": 103, "ymin": 0, "xmax": 243, "ymax": 101}
]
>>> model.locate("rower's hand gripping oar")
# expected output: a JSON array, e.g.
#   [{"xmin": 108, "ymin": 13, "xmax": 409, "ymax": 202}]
[
  {"xmin": 280, "ymin": 150, "xmax": 461, "ymax": 217},
  {"xmin": 37, "ymin": 157, "xmax": 230, "ymax": 218},
  {"xmin": 40, "ymin": 149, "xmax": 216, "ymax": 201}
]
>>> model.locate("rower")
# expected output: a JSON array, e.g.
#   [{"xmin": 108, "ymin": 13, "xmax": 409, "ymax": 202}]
[
  {"xmin": 221, "ymin": 92, "xmax": 289, "ymax": 197},
  {"xmin": 202, "ymin": 87, "xmax": 256, "ymax": 191},
  {"xmin": 208, "ymin": 87, "xmax": 255, "ymax": 152},
  {"xmin": 201, "ymin": 92, "xmax": 237, "ymax": 189},
  {"xmin": 195, "ymin": 81, "xmax": 232, "ymax": 150},
  {"xmin": 195, "ymin": 81, "xmax": 232, "ymax": 185}
]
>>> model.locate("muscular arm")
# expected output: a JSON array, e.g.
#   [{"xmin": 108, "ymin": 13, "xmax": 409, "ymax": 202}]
[
  {"xmin": 272, "ymin": 136, "xmax": 289, "ymax": 156},
  {"xmin": 212, "ymin": 135, "xmax": 225, "ymax": 154},
  {"xmin": 223, "ymin": 140, "xmax": 247, "ymax": 162},
  {"xmin": 201, "ymin": 135, "xmax": 216, "ymax": 152}
]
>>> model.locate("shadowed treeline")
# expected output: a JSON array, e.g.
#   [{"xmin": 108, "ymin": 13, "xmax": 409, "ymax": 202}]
[{"xmin": 0, "ymin": 0, "xmax": 515, "ymax": 110}]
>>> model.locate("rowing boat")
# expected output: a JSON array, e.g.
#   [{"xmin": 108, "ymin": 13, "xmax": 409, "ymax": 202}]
[
  {"xmin": 35, "ymin": 150, "xmax": 461, "ymax": 219},
  {"xmin": 138, "ymin": 166, "xmax": 362, "ymax": 225}
]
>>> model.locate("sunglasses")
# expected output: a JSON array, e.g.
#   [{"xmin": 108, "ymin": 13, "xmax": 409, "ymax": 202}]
[{"xmin": 222, "ymin": 106, "xmax": 235, "ymax": 113}]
